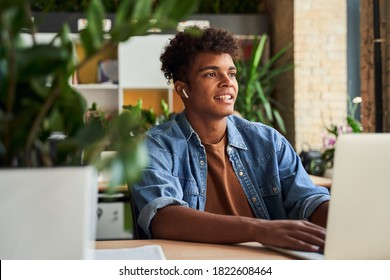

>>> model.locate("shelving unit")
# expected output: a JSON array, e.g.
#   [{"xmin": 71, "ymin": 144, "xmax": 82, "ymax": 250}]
[
  {"xmin": 118, "ymin": 34, "xmax": 182, "ymax": 114},
  {"xmin": 72, "ymin": 33, "xmax": 184, "ymax": 115},
  {"xmin": 25, "ymin": 32, "xmax": 183, "ymax": 115},
  {"xmin": 71, "ymin": 37, "xmax": 118, "ymax": 112}
]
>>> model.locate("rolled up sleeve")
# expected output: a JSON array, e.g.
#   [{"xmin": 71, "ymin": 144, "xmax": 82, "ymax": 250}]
[
  {"xmin": 138, "ymin": 196, "xmax": 188, "ymax": 237},
  {"xmin": 132, "ymin": 133, "xmax": 190, "ymax": 238}
]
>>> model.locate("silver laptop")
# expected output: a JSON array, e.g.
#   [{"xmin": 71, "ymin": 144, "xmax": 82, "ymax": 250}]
[{"xmin": 267, "ymin": 133, "xmax": 390, "ymax": 260}]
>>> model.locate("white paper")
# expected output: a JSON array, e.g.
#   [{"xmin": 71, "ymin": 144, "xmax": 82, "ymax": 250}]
[{"xmin": 94, "ymin": 245, "xmax": 166, "ymax": 260}]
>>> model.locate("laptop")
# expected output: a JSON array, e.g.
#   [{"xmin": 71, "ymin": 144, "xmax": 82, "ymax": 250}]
[{"xmin": 267, "ymin": 133, "xmax": 390, "ymax": 260}]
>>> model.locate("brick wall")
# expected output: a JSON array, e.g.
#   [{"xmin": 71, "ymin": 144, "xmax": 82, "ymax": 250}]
[
  {"xmin": 294, "ymin": 0, "xmax": 347, "ymax": 151},
  {"xmin": 265, "ymin": 0, "xmax": 347, "ymax": 152}
]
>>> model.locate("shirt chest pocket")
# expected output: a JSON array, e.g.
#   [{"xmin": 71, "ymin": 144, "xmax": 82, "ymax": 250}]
[
  {"xmin": 178, "ymin": 177, "xmax": 200, "ymax": 208},
  {"xmin": 260, "ymin": 176, "xmax": 282, "ymax": 197}
]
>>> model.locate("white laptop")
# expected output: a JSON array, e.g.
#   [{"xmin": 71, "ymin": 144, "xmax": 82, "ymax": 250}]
[{"xmin": 267, "ymin": 133, "xmax": 390, "ymax": 260}]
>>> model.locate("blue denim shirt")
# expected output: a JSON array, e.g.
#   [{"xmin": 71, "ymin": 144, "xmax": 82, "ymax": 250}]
[{"xmin": 132, "ymin": 112, "xmax": 330, "ymax": 237}]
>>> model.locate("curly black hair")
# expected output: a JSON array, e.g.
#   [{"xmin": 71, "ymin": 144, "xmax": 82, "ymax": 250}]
[{"xmin": 160, "ymin": 26, "xmax": 241, "ymax": 83}]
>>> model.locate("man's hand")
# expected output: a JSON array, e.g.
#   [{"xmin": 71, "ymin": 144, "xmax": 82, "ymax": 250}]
[{"xmin": 256, "ymin": 219, "xmax": 326, "ymax": 252}]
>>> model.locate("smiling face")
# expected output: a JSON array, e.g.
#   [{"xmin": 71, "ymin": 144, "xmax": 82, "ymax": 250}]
[{"xmin": 177, "ymin": 52, "xmax": 238, "ymax": 125}]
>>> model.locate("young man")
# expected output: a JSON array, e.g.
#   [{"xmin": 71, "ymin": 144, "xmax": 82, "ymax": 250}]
[{"xmin": 132, "ymin": 26, "xmax": 330, "ymax": 252}]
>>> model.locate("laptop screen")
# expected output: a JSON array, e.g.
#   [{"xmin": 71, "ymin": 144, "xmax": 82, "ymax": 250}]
[{"xmin": 324, "ymin": 133, "xmax": 390, "ymax": 259}]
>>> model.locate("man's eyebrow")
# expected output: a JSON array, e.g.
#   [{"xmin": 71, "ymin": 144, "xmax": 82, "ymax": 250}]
[{"xmin": 198, "ymin": 65, "xmax": 237, "ymax": 72}]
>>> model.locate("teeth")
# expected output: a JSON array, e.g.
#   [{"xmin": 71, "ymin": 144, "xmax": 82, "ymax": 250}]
[{"xmin": 215, "ymin": 95, "xmax": 231, "ymax": 100}]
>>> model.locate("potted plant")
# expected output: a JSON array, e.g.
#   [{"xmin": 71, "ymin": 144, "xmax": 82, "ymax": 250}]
[
  {"xmin": 0, "ymin": 0, "xmax": 198, "ymax": 259},
  {"xmin": 322, "ymin": 96, "xmax": 363, "ymax": 171},
  {"xmin": 235, "ymin": 35, "xmax": 293, "ymax": 134}
]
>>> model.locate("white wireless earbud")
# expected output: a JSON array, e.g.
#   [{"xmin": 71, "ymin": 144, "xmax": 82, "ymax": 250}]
[{"xmin": 182, "ymin": 89, "xmax": 189, "ymax": 99}]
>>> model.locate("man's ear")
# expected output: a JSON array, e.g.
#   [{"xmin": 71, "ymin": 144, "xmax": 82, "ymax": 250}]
[{"xmin": 174, "ymin": 81, "xmax": 188, "ymax": 99}]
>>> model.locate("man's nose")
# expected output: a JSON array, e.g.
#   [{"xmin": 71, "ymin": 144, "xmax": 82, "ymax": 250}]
[{"xmin": 219, "ymin": 74, "xmax": 234, "ymax": 87}]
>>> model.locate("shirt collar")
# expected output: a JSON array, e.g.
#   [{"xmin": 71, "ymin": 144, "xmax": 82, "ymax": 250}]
[
  {"xmin": 226, "ymin": 115, "xmax": 248, "ymax": 150},
  {"xmin": 176, "ymin": 111, "xmax": 248, "ymax": 150}
]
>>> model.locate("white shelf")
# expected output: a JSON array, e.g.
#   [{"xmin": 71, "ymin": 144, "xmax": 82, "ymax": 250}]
[
  {"xmin": 76, "ymin": 86, "xmax": 119, "ymax": 112},
  {"xmin": 119, "ymin": 35, "xmax": 173, "ymax": 89},
  {"xmin": 73, "ymin": 83, "xmax": 119, "ymax": 90}
]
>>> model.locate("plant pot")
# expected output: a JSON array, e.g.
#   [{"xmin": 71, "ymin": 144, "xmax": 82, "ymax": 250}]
[{"xmin": 0, "ymin": 166, "xmax": 98, "ymax": 259}]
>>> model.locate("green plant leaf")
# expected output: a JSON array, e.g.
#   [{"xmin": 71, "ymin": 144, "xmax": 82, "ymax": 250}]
[
  {"xmin": 111, "ymin": 0, "xmax": 134, "ymax": 41},
  {"xmin": 79, "ymin": 0, "xmax": 105, "ymax": 57},
  {"xmin": 254, "ymin": 81, "xmax": 273, "ymax": 121},
  {"xmin": 249, "ymin": 35, "xmax": 267, "ymax": 76},
  {"xmin": 123, "ymin": 142, "xmax": 149, "ymax": 184},
  {"xmin": 347, "ymin": 116, "xmax": 363, "ymax": 133},
  {"xmin": 57, "ymin": 87, "xmax": 87, "ymax": 136},
  {"xmin": 132, "ymin": 0, "xmax": 153, "ymax": 19},
  {"xmin": 260, "ymin": 42, "xmax": 293, "ymax": 75},
  {"xmin": 325, "ymin": 124, "xmax": 338, "ymax": 137},
  {"xmin": 159, "ymin": 0, "xmax": 200, "ymax": 22},
  {"xmin": 235, "ymin": 35, "xmax": 293, "ymax": 134},
  {"xmin": 57, "ymin": 23, "xmax": 76, "ymax": 77},
  {"xmin": 16, "ymin": 45, "xmax": 69, "ymax": 78},
  {"xmin": 0, "ymin": 0, "xmax": 32, "ymax": 35},
  {"xmin": 272, "ymin": 109, "xmax": 286, "ymax": 134}
]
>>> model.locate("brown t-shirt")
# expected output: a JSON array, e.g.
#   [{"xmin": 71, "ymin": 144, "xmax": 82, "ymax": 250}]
[{"xmin": 203, "ymin": 134, "xmax": 255, "ymax": 218}]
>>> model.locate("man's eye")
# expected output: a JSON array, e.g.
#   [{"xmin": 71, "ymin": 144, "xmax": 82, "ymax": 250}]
[
  {"xmin": 229, "ymin": 72, "xmax": 237, "ymax": 77},
  {"xmin": 206, "ymin": 72, "xmax": 216, "ymax": 77}
]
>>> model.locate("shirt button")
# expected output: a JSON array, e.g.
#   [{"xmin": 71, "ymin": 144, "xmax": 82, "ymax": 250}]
[
  {"xmin": 252, "ymin": 197, "xmax": 257, "ymax": 203},
  {"xmin": 272, "ymin": 187, "xmax": 278, "ymax": 193},
  {"xmin": 239, "ymin": 171, "xmax": 244, "ymax": 176},
  {"xmin": 200, "ymin": 160, "xmax": 205, "ymax": 166}
]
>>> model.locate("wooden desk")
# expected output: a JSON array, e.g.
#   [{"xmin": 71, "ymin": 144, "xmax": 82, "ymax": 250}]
[{"xmin": 96, "ymin": 239, "xmax": 293, "ymax": 260}]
